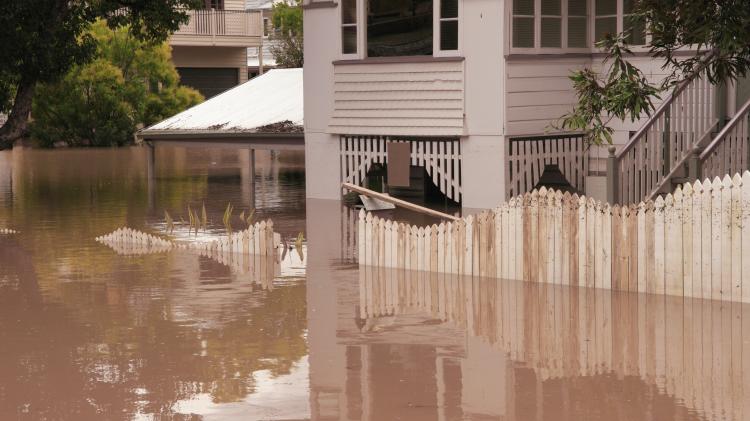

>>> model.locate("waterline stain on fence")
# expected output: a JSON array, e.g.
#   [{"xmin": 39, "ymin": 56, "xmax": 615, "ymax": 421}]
[{"xmin": 358, "ymin": 171, "xmax": 750, "ymax": 303}]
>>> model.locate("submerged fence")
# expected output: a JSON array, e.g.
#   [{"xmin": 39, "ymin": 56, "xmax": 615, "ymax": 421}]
[
  {"xmin": 359, "ymin": 171, "xmax": 750, "ymax": 303},
  {"xmin": 97, "ymin": 221, "xmax": 282, "ymax": 286},
  {"xmin": 97, "ymin": 220, "xmax": 280, "ymax": 256}
]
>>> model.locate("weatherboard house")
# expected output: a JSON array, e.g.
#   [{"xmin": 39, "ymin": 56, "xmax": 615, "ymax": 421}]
[{"xmin": 302, "ymin": 0, "xmax": 750, "ymax": 210}]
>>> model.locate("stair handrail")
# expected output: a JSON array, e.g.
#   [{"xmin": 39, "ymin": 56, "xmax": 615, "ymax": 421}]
[
  {"xmin": 699, "ymin": 97, "xmax": 750, "ymax": 162},
  {"xmin": 615, "ymin": 52, "xmax": 715, "ymax": 161}
]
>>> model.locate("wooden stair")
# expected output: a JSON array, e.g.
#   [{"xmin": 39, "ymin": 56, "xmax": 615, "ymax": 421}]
[{"xmin": 609, "ymin": 56, "xmax": 720, "ymax": 204}]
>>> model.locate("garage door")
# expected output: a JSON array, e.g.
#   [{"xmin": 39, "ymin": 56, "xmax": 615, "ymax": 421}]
[{"xmin": 176, "ymin": 67, "xmax": 239, "ymax": 99}]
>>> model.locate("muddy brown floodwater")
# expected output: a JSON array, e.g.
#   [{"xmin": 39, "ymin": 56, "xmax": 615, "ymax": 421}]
[{"xmin": 0, "ymin": 146, "xmax": 746, "ymax": 420}]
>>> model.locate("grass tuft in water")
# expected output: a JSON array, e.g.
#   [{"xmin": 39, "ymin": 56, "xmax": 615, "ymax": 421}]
[
  {"xmin": 222, "ymin": 202, "xmax": 234, "ymax": 234},
  {"xmin": 164, "ymin": 210, "xmax": 174, "ymax": 234},
  {"xmin": 201, "ymin": 202, "xmax": 208, "ymax": 230},
  {"xmin": 295, "ymin": 232, "xmax": 305, "ymax": 261}
]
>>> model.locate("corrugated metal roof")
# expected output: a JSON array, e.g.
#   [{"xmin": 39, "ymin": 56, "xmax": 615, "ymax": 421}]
[{"xmin": 144, "ymin": 68, "xmax": 302, "ymax": 134}]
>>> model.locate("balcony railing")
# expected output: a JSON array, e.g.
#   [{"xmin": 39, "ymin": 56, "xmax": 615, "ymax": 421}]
[{"xmin": 174, "ymin": 9, "xmax": 262, "ymax": 38}]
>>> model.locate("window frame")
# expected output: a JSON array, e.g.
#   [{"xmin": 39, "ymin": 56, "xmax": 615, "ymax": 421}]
[
  {"xmin": 340, "ymin": 0, "xmax": 363, "ymax": 59},
  {"xmin": 434, "ymin": 0, "xmax": 461, "ymax": 57},
  {"xmin": 507, "ymin": 0, "xmax": 649, "ymax": 55},
  {"xmin": 540, "ymin": 0, "xmax": 563, "ymax": 48},
  {"xmin": 340, "ymin": 0, "xmax": 461, "ymax": 59}
]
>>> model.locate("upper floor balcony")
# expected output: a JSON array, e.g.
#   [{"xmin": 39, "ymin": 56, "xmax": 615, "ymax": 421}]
[{"xmin": 170, "ymin": 9, "xmax": 263, "ymax": 48}]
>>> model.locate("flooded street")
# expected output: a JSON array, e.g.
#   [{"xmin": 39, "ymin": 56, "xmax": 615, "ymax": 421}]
[{"xmin": 0, "ymin": 146, "xmax": 747, "ymax": 420}]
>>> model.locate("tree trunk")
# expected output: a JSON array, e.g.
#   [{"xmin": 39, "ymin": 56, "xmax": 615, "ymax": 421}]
[{"xmin": 0, "ymin": 82, "xmax": 36, "ymax": 150}]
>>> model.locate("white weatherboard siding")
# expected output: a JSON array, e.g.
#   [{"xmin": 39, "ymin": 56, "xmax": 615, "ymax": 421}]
[
  {"xmin": 145, "ymin": 68, "xmax": 302, "ymax": 133},
  {"xmin": 329, "ymin": 61, "xmax": 465, "ymax": 136},
  {"xmin": 505, "ymin": 57, "xmax": 589, "ymax": 136},
  {"xmin": 505, "ymin": 56, "xmax": 673, "ymax": 139}
]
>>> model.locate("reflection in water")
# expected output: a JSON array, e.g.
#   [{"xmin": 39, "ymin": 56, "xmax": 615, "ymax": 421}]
[
  {"xmin": 2, "ymin": 146, "xmax": 746, "ymax": 420},
  {"xmin": 307, "ymin": 199, "xmax": 746, "ymax": 421},
  {"xmin": 0, "ymin": 146, "xmax": 308, "ymax": 420}
]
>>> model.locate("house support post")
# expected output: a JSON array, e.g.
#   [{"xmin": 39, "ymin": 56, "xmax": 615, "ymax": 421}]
[
  {"xmin": 688, "ymin": 148, "xmax": 701, "ymax": 181},
  {"xmin": 146, "ymin": 142, "xmax": 156, "ymax": 212},
  {"xmin": 258, "ymin": 37, "xmax": 264, "ymax": 75},
  {"xmin": 241, "ymin": 148, "xmax": 256, "ymax": 209},
  {"xmin": 606, "ymin": 146, "xmax": 618, "ymax": 204}
]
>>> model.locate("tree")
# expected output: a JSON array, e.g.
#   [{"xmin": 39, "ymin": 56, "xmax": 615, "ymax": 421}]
[
  {"xmin": 557, "ymin": 0, "xmax": 750, "ymax": 146},
  {"xmin": 269, "ymin": 0, "xmax": 303, "ymax": 68},
  {"xmin": 0, "ymin": 0, "xmax": 201, "ymax": 150},
  {"xmin": 31, "ymin": 22, "xmax": 203, "ymax": 148}
]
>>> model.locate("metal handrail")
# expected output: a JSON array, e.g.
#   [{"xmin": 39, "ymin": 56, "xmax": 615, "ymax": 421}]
[
  {"xmin": 699, "ymin": 97, "xmax": 750, "ymax": 162},
  {"xmin": 615, "ymin": 51, "xmax": 715, "ymax": 161}
]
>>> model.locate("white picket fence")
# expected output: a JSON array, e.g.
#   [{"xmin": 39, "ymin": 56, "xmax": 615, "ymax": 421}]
[
  {"xmin": 358, "ymin": 171, "xmax": 750, "ymax": 303},
  {"xmin": 97, "ymin": 222, "xmax": 287, "ymax": 289},
  {"xmin": 97, "ymin": 220, "xmax": 281, "ymax": 257}
]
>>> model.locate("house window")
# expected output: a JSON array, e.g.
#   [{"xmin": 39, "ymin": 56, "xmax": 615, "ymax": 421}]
[
  {"xmin": 367, "ymin": 0, "xmax": 433, "ymax": 57},
  {"xmin": 342, "ymin": 0, "xmax": 358, "ymax": 54},
  {"xmin": 567, "ymin": 0, "xmax": 588, "ymax": 47},
  {"xmin": 439, "ymin": 0, "xmax": 459, "ymax": 51},
  {"xmin": 622, "ymin": 0, "xmax": 645, "ymax": 45},
  {"xmin": 594, "ymin": 0, "xmax": 617, "ymax": 42},
  {"xmin": 263, "ymin": 17, "xmax": 270, "ymax": 37},
  {"xmin": 205, "ymin": 0, "xmax": 223, "ymax": 9},
  {"xmin": 341, "ymin": 0, "xmax": 459, "ymax": 57},
  {"xmin": 512, "ymin": 0, "xmax": 535, "ymax": 48},
  {"xmin": 540, "ymin": 0, "xmax": 562, "ymax": 48}
]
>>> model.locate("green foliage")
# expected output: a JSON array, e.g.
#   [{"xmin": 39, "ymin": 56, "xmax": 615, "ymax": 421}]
[
  {"xmin": 31, "ymin": 21, "xmax": 203, "ymax": 147},
  {"xmin": 559, "ymin": 1, "xmax": 750, "ymax": 146},
  {"xmin": 269, "ymin": 0, "xmax": 303, "ymax": 68},
  {"xmin": 271, "ymin": 0, "xmax": 302, "ymax": 35},
  {"xmin": 0, "ymin": 0, "xmax": 201, "ymax": 147},
  {"xmin": 639, "ymin": 0, "xmax": 750, "ymax": 84},
  {"xmin": 554, "ymin": 35, "xmax": 661, "ymax": 146}
]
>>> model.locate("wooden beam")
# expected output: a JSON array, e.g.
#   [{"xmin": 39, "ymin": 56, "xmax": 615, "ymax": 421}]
[{"xmin": 342, "ymin": 182, "xmax": 461, "ymax": 221}]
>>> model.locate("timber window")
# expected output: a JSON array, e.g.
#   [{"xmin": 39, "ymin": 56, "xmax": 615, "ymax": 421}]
[
  {"xmin": 340, "ymin": 0, "xmax": 459, "ymax": 57},
  {"xmin": 594, "ymin": 0, "xmax": 646, "ymax": 44},
  {"xmin": 511, "ymin": 0, "xmax": 647, "ymax": 51},
  {"xmin": 341, "ymin": 0, "xmax": 358, "ymax": 55},
  {"xmin": 594, "ymin": 0, "xmax": 617, "ymax": 42},
  {"xmin": 512, "ymin": 0, "xmax": 589, "ymax": 49},
  {"xmin": 439, "ymin": 0, "xmax": 459, "ymax": 51},
  {"xmin": 367, "ymin": 0, "xmax": 433, "ymax": 57},
  {"xmin": 512, "ymin": 0, "xmax": 535, "ymax": 48},
  {"xmin": 540, "ymin": 0, "xmax": 561, "ymax": 48},
  {"xmin": 567, "ymin": 0, "xmax": 588, "ymax": 47},
  {"xmin": 622, "ymin": 0, "xmax": 645, "ymax": 45}
]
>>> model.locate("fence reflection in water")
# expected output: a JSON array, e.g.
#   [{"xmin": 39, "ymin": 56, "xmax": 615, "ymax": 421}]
[{"xmin": 358, "ymin": 264, "xmax": 750, "ymax": 421}]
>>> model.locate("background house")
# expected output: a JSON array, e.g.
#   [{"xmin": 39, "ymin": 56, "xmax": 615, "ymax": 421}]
[
  {"xmin": 169, "ymin": 0, "xmax": 264, "ymax": 98},
  {"xmin": 303, "ymin": 0, "xmax": 750, "ymax": 210},
  {"xmin": 246, "ymin": 0, "xmax": 288, "ymax": 78}
]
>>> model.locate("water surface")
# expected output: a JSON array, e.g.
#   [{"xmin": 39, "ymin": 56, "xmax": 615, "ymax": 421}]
[{"xmin": 1, "ymin": 146, "xmax": 746, "ymax": 421}]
